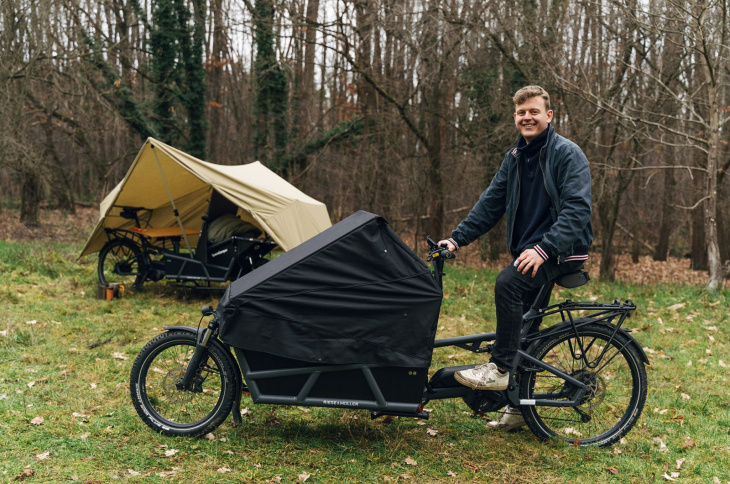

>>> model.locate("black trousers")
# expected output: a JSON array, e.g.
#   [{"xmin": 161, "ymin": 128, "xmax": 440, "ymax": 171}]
[{"xmin": 490, "ymin": 256, "xmax": 584, "ymax": 371}]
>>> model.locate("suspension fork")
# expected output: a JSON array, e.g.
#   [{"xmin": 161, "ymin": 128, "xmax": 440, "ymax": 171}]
[{"xmin": 176, "ymin": 308, "xmax": 218, "ymax": 391}]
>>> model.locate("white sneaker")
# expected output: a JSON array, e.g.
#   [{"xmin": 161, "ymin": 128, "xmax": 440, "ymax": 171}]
[
  {"xmin": 487, "ymin": 406, "xmax": 525, "ymax": 431},
  {"xmin": 454, "ymin": 362, "xmax": 509, "ymax": 390}
]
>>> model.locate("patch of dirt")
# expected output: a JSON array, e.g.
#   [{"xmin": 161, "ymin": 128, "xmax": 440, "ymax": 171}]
[{"xmin": 0, "ymin": 206, "xmax": 99, "ymax": 245}]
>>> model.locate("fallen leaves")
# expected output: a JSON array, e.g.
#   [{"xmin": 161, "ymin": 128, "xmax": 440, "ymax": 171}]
[
  {"xmin": 663, "ymin": 472, "xmax": 680, "ymax": 481},
  {"xmin": 298, "ymin": 471, "xmax": 311, "ymax": 482},
  {"xmin": 652, "ymin": 437, "xmax": 669, "ymax": 452},
  {"xmin": 426, "ymin": 428, "xmax": 438, "ymax": 436},
  {"xmin": 164, "ymin": 449, "xmax": 179, "ymax": 457},
  {"xmin": 666, "ymin": 303, "xmax": 686, "ymax": 311},
  {"xmin": 30, "ymin": 416, "xmax": 44, "ymax": 425},
  {"xmin": 217, "ymin": 467, "xmax": 232, "ymax": 473},
  {"xmin": 671, "ymin": 415, "xmax": 685, "ymax": 426},
  {"xmin": 606, "ymin": 466, "xmax": 619, "ymax": 475},
  {"xmin": 112, "ymin": 352, "xmax": 129, "ymax": 360},
  {"xmin": 35, "ymin": 452, "xmax": 50, "ymax": 461},
  {"xmin": 404, "ymin": 457, "xmax": 418, "ymax": 466},
  {"xmin": 682, "ymin": 437, "xmax": 696, "ymax": 449},
  {"xmin": 14, "ymin": 466, "xmax": 34, "ymax": 480}
]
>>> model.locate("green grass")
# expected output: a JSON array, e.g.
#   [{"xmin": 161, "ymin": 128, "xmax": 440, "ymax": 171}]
[{"xmin": 1, "ymin": 240, "xmax": 729, "ymax": 483}]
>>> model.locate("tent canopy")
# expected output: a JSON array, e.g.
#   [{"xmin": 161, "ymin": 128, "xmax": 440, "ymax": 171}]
[
  {"xmin": 80, "ymin": 138, "xmax": 331, "ymax": 257},
  {"xmin": 216, "ymin": 211, "xmax": 444, "ymax": 368}
]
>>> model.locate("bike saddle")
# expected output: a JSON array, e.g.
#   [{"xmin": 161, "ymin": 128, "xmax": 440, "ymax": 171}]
[{"xmin": 555, "ymin": 270, "xmax": 590, "ymax": 288}]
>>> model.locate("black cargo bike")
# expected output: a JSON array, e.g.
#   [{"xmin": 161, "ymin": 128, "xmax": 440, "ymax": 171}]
[
  {"xmin": 98, "ymin": 191, "xmax": 276, "ymax": 291},
  {"xmin": 130, "ymin": 211, "xmax": 648, "ymax": 446}
]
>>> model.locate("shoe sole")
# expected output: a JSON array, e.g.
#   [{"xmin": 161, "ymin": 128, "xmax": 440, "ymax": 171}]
[
  {"xmin": 454, "ymin": 372, "xmax": 508, "ymax": 391},
  {"xmin": 487, "ymin": 420, "xmax": 526, "ymax": 431}
]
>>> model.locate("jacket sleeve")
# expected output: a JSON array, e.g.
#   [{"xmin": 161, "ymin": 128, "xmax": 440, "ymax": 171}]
[
  {"xmin": 539, "ymin": 144, "xmax": 592, "ymax": 257},
  {"xmin": 451, "ymin": 157, "xmax": 509, "ymax": 248}
]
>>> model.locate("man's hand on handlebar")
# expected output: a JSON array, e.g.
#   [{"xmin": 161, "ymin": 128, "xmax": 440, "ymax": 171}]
[{"xmin": 437, "ymin": 239, "xmax": 457, "ymax": 252}]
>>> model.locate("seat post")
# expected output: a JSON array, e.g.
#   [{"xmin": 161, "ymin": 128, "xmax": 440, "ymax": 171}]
[{"xmin": 522, "ymin": 281, "xmax": 555, "ymax": 328}]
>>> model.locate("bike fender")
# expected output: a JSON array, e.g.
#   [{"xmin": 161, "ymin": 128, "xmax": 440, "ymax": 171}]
[
  {"xmin": 162, "ymin": 325, "xmax": 200, "ymax": 335},
  {"xmin": 528, "ymin": 320, "xmax": 650, "ymax": 366}
]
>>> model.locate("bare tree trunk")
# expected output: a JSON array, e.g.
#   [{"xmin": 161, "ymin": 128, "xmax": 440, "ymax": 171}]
[
  {"xmin": 691, "ymin": 172, "xmax": 708, "ymax": 270},
  {"xmin": 631, "ymin": 175, "xmax": 642, "ymax": 263},
  {"xmin": 653, "ymin": 168, "xmax": 675, "ymax": 260},
  {"xmin": 704, "ymin": 83, "xmax": 723, "ymax": 289},
  {"xmin": 420, "ymin": 0, "xmax": 444, "ymax": 239},
  {"xmin": 20, "ymin": 166, "xmax": 42, "ymax": 227},
  {"xmin": 207, "ymin": 0, "xmax": 226, "ymax": 162},
  {"xmin": 300, "ymin": 0, "xmax": 319, "ymax": 135}
]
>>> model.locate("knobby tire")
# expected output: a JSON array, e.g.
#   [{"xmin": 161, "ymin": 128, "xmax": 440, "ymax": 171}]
[
  {"xmin": 98, "ymin": 239, "xmax": 148, "ymax": 288},
  {"xmin": 130, "ymin": 331, "xmax": 236, "ymax": 437}
]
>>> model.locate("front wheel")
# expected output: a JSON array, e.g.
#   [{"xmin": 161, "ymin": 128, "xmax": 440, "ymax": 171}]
[
  {"xmin": 520, "ymin": 324, "xmax": 647, "ymax": 446},
  {"xmin": 130, "ymin": 331, "xmax": 237, "ymax": 437},
  {"xmin": 98, "ymin": 239, "xmax": 148, "ymax": 288}
]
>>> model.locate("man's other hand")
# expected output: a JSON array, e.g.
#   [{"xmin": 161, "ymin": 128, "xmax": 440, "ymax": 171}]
[{"xmin": 515, "ymin": 248, "xmax": 545, "ymax": 277}]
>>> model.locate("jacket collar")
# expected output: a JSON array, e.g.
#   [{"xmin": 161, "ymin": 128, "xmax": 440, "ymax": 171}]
[{"xmin": 509, "ymin": 124, "xmax": 555, "ymax": 159}]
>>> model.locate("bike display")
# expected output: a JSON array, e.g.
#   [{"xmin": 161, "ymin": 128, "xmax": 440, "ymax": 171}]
[{"xmin": 130, "ymin": 211, "xmax": 647, "ymax": 446}]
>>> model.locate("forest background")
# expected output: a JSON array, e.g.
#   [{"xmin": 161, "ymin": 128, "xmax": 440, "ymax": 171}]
[{"xmin": 1, "ymin": 0, "xmax": 730, "ymax": 288}]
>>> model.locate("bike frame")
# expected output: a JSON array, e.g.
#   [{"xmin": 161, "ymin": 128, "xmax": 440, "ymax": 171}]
[{"xmin": 175, "ymin": 241, "xmax": 646, "ymax": 422}]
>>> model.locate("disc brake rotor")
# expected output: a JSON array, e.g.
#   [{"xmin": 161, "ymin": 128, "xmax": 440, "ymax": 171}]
[
  {"xmin": 574, "ymin": 370, "xmax": 607, "ymax": 411},
  {"xmin": 161, "ymin": 368, "xmax": 196, "ymax": 405}
]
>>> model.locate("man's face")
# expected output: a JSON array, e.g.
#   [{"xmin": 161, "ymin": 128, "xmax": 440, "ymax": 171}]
[{"xmin": 514, "ymin": 96, "xmax": 553, "ymax": 143}]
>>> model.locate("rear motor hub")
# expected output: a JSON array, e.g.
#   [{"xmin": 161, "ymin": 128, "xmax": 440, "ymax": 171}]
[{"xmin": 566, "ymin": 370, "xmax": 606, "ymax": 409}]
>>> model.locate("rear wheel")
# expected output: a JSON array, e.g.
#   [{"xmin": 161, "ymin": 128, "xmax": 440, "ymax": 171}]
[
  {"xmin": 520, "ymin": 324, "xmax": 647, "ymax": 446},
  {"xmin": 98, "ymin": 239, "xmax": 148, "ymax": 288},
  {"xmin": 130, "ymin": 331, "xmax": 237, "ymax": 437}
]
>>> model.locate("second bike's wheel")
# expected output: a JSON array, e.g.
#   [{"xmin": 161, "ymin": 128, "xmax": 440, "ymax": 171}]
[
  {"xmin": 130, "ymin": 331, "xmax": 237, "ymax": 437},
  {"xmin": 98, "ymin": 239, "xmax": 148, "ymax": 288},
  {"xmin": 520, "ymin": 323, "xmax": 647, "ymax": 447}
]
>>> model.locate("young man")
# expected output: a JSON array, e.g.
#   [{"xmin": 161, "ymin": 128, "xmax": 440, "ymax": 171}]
[{"xmin": 438, "ymin": 85, "xmax": 592, "ymax": 430}]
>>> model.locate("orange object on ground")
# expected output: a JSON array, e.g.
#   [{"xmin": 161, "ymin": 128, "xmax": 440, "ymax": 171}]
[{"xmin": 132, "ymin": 226, "xmax": 199, "ymax": 238}]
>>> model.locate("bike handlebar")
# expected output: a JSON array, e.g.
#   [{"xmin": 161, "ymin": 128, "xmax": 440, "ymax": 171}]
[{"xmin": 426, "ymin": 236, "xmax": 455, "ymax": 262}]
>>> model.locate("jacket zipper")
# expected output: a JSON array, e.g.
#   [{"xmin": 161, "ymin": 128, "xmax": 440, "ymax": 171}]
[
  {"xmin": 509, "ymin": 152, "xmax": 521, "ymax": 255},
  {"xmin": 538, "ymin": 144, "xmax": 564, "ymax": 263}
]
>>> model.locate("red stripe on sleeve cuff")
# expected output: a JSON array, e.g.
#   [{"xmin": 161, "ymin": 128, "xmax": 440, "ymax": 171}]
[{"xmin": 534, "ymin": 245, "xmax": 549, "ymax": 261}]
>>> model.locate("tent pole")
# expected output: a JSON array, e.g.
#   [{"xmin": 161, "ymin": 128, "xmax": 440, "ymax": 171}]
[{"xmin": 151, "ymin": 145, "xmax": 194, "ymax": 257}]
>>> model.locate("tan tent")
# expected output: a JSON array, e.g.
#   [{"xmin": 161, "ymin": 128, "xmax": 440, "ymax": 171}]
[{"xmin": 80, "ymin": 138, "xmax": 331, "ymax": 258}]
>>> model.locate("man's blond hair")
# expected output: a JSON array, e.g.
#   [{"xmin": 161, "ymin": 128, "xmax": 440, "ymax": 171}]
[{"xmin": 513, "ymin": 85, "xmax": 551, "ymax": 111}]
